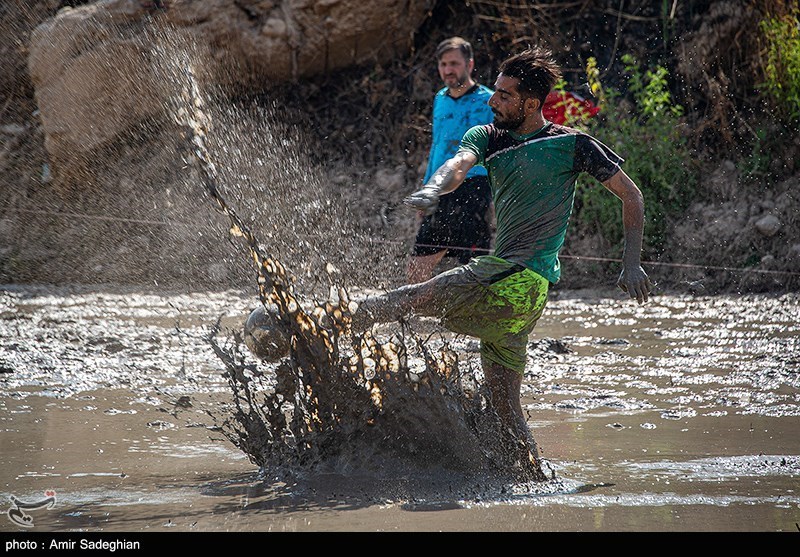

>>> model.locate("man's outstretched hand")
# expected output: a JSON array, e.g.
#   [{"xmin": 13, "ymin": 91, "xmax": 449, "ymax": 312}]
[
  {"xmin": 404, "ymin": 186, "xmax": 441, "ymax": 217},
  {"xmin": 618, "ymin": 265, "xmax": 653, "ymax": 304}
]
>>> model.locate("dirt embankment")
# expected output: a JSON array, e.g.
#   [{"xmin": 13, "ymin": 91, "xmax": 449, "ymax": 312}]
[{"xmin": 1, "ymin": 0, "xmax": 799, "ymax": 294}]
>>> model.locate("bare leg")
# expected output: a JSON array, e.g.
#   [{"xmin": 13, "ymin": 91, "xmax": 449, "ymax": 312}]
[
  {"xmin": 482, "ymin": 357, "xmax": 546, "ymax": 481},
  {"xmin": 407, "ymin": 251, "xmax": 447, "ymax": 284},
  {"xmin": 351, "ymin": 266, "xmax": 467, "ymax": 331},
  {"xmin": 351, "ymin": 262, "xmax": 548, "ymax": 481},
  {"xmin": 351, "ymin": 281, "xmax": 439, "ymax": 332}
]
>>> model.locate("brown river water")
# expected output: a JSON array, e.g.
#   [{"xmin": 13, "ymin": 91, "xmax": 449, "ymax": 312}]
[{"xmin": 1, "ymin": 284, "xmax": 798, "ymax": 532}]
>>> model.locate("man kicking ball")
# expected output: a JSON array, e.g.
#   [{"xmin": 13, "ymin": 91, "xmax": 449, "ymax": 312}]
[{"xmin": 245, "ymin": 47, "xmax": 653, "ymax": 479}]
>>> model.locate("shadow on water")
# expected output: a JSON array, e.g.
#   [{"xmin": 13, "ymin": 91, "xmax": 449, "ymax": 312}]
[
  {"xmin": 398, "ymin": 482, "xmax": 618, "ymax": 512},
  {"xmin": 196, "ymin": 472, "xmax": 612, "ymax": 514}
]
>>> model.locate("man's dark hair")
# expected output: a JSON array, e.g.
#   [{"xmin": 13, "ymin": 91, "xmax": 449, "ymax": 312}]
[
  {"xmin": 498, "ymin": 47, "xmax": 562, "ymax": 107},
  {"xmin": 435, "ymin": 37, "xmax": 473, "ymax": 62}
]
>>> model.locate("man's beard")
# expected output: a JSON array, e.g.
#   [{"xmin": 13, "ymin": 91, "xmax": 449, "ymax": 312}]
[
  {"xmin": 445, "ymin": 72, "xmax": 468, "ymax": 88},
  {"xmin": 492, "ymin": 109, "xmax": 525, "ymax": 131}
]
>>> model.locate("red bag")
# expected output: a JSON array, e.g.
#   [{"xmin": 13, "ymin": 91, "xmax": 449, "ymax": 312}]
[{"xmin": 543, "ymin": 91, "xmax": 600, "ymax": 125}]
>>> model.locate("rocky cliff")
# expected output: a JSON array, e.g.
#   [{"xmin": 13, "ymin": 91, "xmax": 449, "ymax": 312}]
[{"xmin": 28, "ymin": 0, "xmax": 432, "ymax": 162}]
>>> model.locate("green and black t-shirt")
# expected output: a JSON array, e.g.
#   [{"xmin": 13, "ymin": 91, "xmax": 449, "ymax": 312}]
[{"xmin": 458, "ymin": 122, "xmax": 623, "ymax": 283}]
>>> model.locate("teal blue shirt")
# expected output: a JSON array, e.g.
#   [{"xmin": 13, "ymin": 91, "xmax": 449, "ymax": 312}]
[
  {"xmin": 458, "ymin": 122, "xmax": 624, "ymax": 283},
  {"xmin": 423, "ymin": 84, "xmax": 494, "ymax": 183}
]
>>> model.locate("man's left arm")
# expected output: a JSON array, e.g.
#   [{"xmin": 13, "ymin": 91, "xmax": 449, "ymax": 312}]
[{"xmin": 602, "ymin": 169, "xmax": 653, "ymax": 304}]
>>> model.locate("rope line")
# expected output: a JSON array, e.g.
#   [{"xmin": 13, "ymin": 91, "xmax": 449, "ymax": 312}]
[
  {"xmin": 4, "ymin": 206, "xmax": 800, "ymax": 278},
  {"xmin": 10, "ymin": 207, "xmax": 177, "ymax": 227},
  {"xmin": 405, "ymin": 242, "xmax": 800, "ymax": 277}
]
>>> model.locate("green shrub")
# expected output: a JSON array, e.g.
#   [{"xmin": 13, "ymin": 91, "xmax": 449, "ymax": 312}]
[
  {"xmin": 573, "ymin": 54, "xmax": 696, "ymax": 256},
  {"xmin": 737, "ymin": 127, "xmax": 771, "ymax": 183},
  {"xmin": 759, "ymin": 13, "xmax": 800, "ymax": 123}
]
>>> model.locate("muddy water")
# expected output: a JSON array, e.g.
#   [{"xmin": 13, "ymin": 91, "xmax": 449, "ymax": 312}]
[{"xmin": 1, "ymin": 285, "xmax": 798, "ymax": 532}]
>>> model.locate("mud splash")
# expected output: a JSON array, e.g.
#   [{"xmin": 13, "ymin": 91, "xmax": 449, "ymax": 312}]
[{"xmin": 154, "ymin": 25, "xmax": 551, "ymax": 491}]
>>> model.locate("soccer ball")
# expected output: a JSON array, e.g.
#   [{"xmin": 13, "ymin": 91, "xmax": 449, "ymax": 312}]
[{"xmin": 243, "ymin": 305, "xmax": 291, "ymax": 362}]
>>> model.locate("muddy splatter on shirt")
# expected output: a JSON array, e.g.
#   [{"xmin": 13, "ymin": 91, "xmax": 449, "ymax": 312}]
[
  {"xmin": 458, "ymin": 122, "xmax": 624, "ymax": 283},
  {"xmin": 423, "ymin": 84, "xmax": 495, "ymax": 183}
]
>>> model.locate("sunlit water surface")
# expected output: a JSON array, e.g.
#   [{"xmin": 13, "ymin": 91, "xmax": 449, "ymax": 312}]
[{"xmin": 1, "ymin": 286, "xmax": 798, "ymax": 531}]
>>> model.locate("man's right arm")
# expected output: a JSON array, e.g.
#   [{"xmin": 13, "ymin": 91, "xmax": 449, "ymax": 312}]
[{"xmin": 404, "ymin": 150, "xmax": 478, "ymax": 215}]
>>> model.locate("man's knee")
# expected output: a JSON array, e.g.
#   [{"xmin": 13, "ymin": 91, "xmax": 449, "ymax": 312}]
[{"xmin": 479, "ymin": 338, "xmax": 528, "ymax": 376}]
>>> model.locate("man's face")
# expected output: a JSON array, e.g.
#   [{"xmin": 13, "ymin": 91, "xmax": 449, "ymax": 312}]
[
  {"xmin": 438, "ymin": 49, "xmax": 473, "ymax": 90},
  {"xmin": 488, "ymin": 74, "xmax": 527, "ymax": 130}
]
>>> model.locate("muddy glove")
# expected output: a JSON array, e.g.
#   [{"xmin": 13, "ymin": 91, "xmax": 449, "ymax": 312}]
[{"xmin": 403, "ymin": 185, "xmax": 441, "ymax": 217}]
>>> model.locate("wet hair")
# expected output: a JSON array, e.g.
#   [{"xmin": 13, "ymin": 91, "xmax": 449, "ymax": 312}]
[
  {"xmin": 498, "ymin": 47, "xmax": 562, "ymax": 107},
  {"xmin": 435, "ymin": 37, "xmax": 473, "ymax": 62}
]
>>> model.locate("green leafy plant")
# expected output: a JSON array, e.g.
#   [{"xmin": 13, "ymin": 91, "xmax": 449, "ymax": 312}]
[
  {"xmin": 759, "ymin": 12, "xmax": 800, "ymax": 123},
  {"xmin": 573, "ymin": 55, "xmax": 696, "ymax": 256},
  {"xmin": 737, "ymin": 127, "xmax": 771, "ymax": 182}
]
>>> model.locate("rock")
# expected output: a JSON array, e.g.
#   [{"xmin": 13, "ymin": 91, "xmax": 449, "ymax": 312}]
[
  {"xmin": 769, "ymin": 157, "xmax": 786, "ymax": 174},
  {"xmin": 754, "ymin": 214, "xmax": 781, "ymax": 237},
  {"xmin": 0, "ymin": 124, "xmax": 26, "ymax": 135},
  {"xmin": 207, "ymin": 262, "xmax": 228, "ymax": 282},
  {"xmin": 707, "ymin": 159, "xmax": 739, "ymax": 198},
  {"xmin": 41, "ymin": 163, "xmax": 51, "ymax": 184},
  {"xmin": 775, "ymin": 191, "xmax": 796, "ymax": 212},
  {"xmin": 262, "ymin": 17, "xmax": 287, "ymax": 38},
  {"xmin": 29, "ymin": 2, "xmax": 164, "ymax": 162},
  {"xmin": 721, "ymin": 159, "xmax": 736, "ymax": 173},
  {"xmin": 331, "ymin": 173, "xmax": 350, "ymax": 185},
  {"xmin": 759, "ymin": 199, "xmax": 775, "ymax": 211},
  {"xmin": 682, "ymin": 280, "xmax": 706, "ymax": 294},
  {"xmin": 0, "ymin": 219, "xmax": 14, "ymax": 237},
  {"xmin": 28, "ymin": 0, "xmax": 432, "ymax": 162}
]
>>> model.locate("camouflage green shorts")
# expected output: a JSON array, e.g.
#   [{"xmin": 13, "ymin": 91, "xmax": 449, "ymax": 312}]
[{"xmin": 431, "ymin": 255, "xmax": 549, "ymax": 373}]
